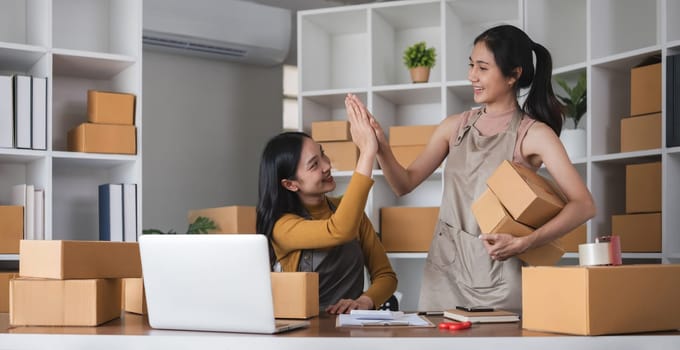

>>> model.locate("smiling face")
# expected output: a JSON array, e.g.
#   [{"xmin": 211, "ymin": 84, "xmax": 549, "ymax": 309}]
[
  {"xmin": 281, "ymin": 137, "xmax": 336, "ymax": 205},
  {"xmin": 468, "ymin": 41, "xmax": 519, "ymax": 111}
]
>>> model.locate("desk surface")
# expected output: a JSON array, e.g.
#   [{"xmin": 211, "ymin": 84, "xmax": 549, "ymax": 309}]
[{"xmin": 2, "ymin": 312, "xmax": 680, "ymax": 350}]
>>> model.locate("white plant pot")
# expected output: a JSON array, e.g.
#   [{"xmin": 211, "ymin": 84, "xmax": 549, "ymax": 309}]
[{"xmin": 560, "ymin": 128, "xmax": 586, "ymax": 160}]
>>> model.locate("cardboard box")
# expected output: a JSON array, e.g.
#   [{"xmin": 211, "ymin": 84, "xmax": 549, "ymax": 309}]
[
  {"xmin": 389, "ymin": 125, "xmax": 437, "ymax": 146},
  {"xmin": 0, "ymin": 206, "xmax": 23, "ymax": 254},
  {"xmin": 187, "ymin": 206, "xmax": 256, "ymax": 234},
  {"xmin": 19, "ymin": 240, "xmax": 142, "ymax": 279},
  {"xmin": 620, "ymin": 113, "xmax": 661, "ymax": 152},
  {"xmin": 472, "ymin": 189, "xmax": 564, "ymax": 266},
  {"xmin": 122, "ymin": 278, "xmax": 147, "ymax": 315},
  {"xmin": 630, "ymin": 62, "xmax": 661, "ymax": 116},
  {"xmin": 626, "ymin": 161, "xmax": 661, "ymax": 213},
  {"xmin": 611, "ymin": 213, "xmax": 661, "ymax": 252},
  {"xmin": 88, "ymin": 90, "xmax": 136, "ymax": 125},
  {"xmin": 486, "ymin": 160, "xmax": 565, "ymax": 228},
  {"xmin": 0, "ymin": 272, "xmax": 18, "ymax": 313},
  {"xmin": 271, "ymin": 272, "xmax": 318, "ymax": 319},
  {"xmin": 67, "ymin": 123, "xmax": 136, "ymax": 155},
  {"xmin": 560, "ymin": 224, "xmax": 587, "ymax": 252},
  {"xmin": 311, "ymin": 121, "xmax": 350, "ymax": 142},
  {"xmin": 10, "ymin": 278, "xmax": 121, "ymax": 326},
  {"xmin": 319, "ymin": 141, "xmax": 358, "ymax": 171},
  {"xmin": 380, "ymin": 207, "xmax": 438, "ymax": 252},
  {"xmin": 522, "ymin": 265, "xmax": 680, "ymax": 335},
  {"xmin": 392, "ymin": 145, "xmax": 424, "ymax": 169}
]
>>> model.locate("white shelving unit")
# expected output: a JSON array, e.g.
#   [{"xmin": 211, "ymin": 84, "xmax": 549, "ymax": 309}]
[
  {"xmin": 299, "ymin": 0, "xmax": 677, "ymax": 311},
  {"xmin": 0, "ymin": 0, "xmax": 142, "ymax": 259}
]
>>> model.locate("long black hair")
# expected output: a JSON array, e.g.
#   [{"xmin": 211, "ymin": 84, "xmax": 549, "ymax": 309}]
[
  {"xmin": 474, "ymin": 24, "xmax": 563, "ymax": 135},
  {"xmin": 256, "ymin": 131, "xmax": 311, "ymax": 266}
]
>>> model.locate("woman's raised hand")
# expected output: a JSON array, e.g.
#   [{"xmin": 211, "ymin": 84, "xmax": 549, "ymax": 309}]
[
  {"xmin": 348, "ymin": 94, "xmax": 389, "ymax": 154},
  {"xmin": 345, "ymin": 94, "xmax": 378, "ymax": 156}
]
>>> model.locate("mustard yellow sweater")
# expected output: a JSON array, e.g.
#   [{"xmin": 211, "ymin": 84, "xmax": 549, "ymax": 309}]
[{"xmin": 272, "ymin": 172, "xmax": 397, "ymax": 308}]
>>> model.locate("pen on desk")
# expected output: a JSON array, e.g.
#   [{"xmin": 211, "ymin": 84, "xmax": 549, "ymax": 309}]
[{"xmin": 417, "ymin": 311, "xmax": 444, "ymax": 316}]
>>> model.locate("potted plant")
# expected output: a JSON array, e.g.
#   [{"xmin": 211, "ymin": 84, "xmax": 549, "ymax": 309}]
[
  {"xmin": 555, "ymin": 72, "xmax": 587, "ymax": 159},
  {"xmin": 403, "ymin": 41, "xmax": 436, "ymax": 83}
]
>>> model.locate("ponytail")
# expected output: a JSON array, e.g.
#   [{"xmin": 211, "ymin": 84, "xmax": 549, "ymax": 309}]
[{"xmin": 524, "ymin": 42, "xmax": 563, "ymax": 136}]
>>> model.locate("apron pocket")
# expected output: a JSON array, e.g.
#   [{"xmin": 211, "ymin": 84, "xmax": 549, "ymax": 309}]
[
  {"xmin": 427, "ymin": 219, "xmax": 457, "ymax": 269},
  {"xmin": 453, "ymin": 228, "xmax": 503, "ymax": 289}
]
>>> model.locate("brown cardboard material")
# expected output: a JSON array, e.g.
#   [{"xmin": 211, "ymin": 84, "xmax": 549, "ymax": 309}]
[
  {"xmin": 311, "ymin": 121, "xmax": 350, "ymax": 142},
  {"xmin": 0, "ymin": 206, "xmax": 23, "ymax": 254},
  {"xmin": 122, "ymin": 278, "xmax": 147, "ymax": 315},
  {"xmin": 620, "ymin": 113, "xmax": 661, "ymax": 152},
  {"xmin": 560, "ymin": 224, "xmax": 587, "ymax": 252},
  {"xmin": 611, "ymin": 212, "xmax": 661, "ymax": 252},
  {"xmin": 10, "ymin": 278, "xmax": 121, "ymax": 326},
  {"xmin": 271, "ymin": 272, "xmax": 319, "ymax": 319},
  {"xmin": 187, "ymin": 206, "xmax": 256, "ymax": 234},
  {"xmin": 380, "ymin": 207, "xmax": 438, "ymax": 252},
  {"xmin": 392, "ymin": 145, "xmax": 426, "ymax": 169},
  {"xmin": 0, "ymin": 272, "xmax": 18, "ymax": 313},
  {"xmin": 87, "ymin": 90, "xmax": 136, "ymax": 125},
  {"xmin": 471, "ymin": 189, "xmax": 564, "ymax": 266},
  {"xmin": 19, "ymin": 240, "xmax": 142, "ymax": 279},
  {"xmin": 486, "ymin": 160, "xmax": 565, "ymax": 228},
  {"xmin": 67, "ymin": 123, "xmax": 136, "ymax": 155},
  {"xmin": 630, "ymin": 62, "xmax": 661, "ymax": 116},
  {"xmin": 522, "ymin": 265, "xmax": 680, "ymax": 335},
  {"xmin": 388, "ymin": 125, "xmax": 437, "ymax": 146},
  {"xmin": 319, "ymin": 141, "xmax": 358, "ymax": 171},
  {"xmin": 625, "ymin": 161, "xmax": 661, "ymax": 213}
]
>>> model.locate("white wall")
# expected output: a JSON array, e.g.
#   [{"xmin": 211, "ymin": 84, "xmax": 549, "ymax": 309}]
[{"xmin": 142, "ymin": 50, "xmax": 282, "ymax": 232}]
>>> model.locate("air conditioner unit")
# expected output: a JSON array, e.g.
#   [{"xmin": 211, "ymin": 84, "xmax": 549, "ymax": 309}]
[{"xmin": 143, "ymin": 0, "xmax": 291, "ymax": 66}]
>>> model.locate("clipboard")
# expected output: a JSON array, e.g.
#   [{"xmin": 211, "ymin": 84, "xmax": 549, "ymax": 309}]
[{"xmin": 336, "ymin": 314, "xmax": 436, "ymax": 328}]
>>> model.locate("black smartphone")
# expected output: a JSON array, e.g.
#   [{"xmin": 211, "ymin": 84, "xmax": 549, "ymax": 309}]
[{"xmin": 456, "ymin": 305, "xmax": 494, "ymax": 312}]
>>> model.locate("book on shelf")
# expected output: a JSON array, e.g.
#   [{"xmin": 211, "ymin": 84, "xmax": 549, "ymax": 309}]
[
  {"xmin": 99, "ymin": 184, "xmax": 124, "ymax": 242},
  {"xmin": 34, "ymin": 188, "xmax": 45, "ymax": 240},
  {"xmin": 123, "ymin": 183, "xmax": 138, "ymax": 242},
  {"xmin": 11, "ymin": 184, "xmax": 35, "ymax": 240},
  {"xmin": 0, "ymin": 74, "xmax": 13, "ymax": 148},
  {"xmin": 13, "ymin": 75, "xmax": 31, "ymax": 149},
  {"xmin": 31, "ymin": 76, "xmax": 47, "ymax": 150},
  {"xmin": 443, "ymin": 308, "xmax": 520, "ymax": 324}
]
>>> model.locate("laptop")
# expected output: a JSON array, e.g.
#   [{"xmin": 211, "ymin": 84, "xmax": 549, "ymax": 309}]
[{"xmin": 139, "ymin": 234, "xmax": 310, "ymax": 334}]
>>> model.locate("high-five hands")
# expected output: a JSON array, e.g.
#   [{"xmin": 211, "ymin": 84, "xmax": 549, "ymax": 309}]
[{"xmin": 345, "ymin": 94, "xmax": 378, "ymax": 156}]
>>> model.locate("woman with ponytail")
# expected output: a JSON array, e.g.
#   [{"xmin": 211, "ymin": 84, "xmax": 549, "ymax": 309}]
[{"xmin": 346, "ymin": 24, "xmax": 594, "ymax": 312}]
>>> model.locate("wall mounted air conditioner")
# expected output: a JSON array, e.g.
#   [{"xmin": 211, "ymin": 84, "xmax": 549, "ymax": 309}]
[{"xmin": 143, "ymin": 0, "xmax": 291, "ymax": 66}]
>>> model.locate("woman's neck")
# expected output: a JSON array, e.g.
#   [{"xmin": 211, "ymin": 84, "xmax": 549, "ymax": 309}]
[
  {"xmin": 299, "ymin": 193, "xmax": 326, "ymax": 208},
  {"xmin": 484, "ymin": 93, "xmax": 518, "ymax": 115}
]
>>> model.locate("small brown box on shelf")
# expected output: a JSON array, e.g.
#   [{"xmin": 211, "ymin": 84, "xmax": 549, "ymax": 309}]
[
  {"xmin": 319, "ymin": 141, "xmax": 358, "ymax": 171},
  {"xmin": 392, "ymin": 145, "xmax": 425, "ymax": 169},
  {"xmin": 0, "ymin": 206, "xmax": 23, "ymax": 254},
  {"xmin": 522, "ymin": 265, "xmax": 680, "ymax": 335},
  {"xmin": 187, "ymin": 206, "xmax": 256, "ymax": 234},
  {"xmin": 10, "ymin": 278, "xmax": 121, "ymax": 326},
  {"xmin": 19, "ymin": 240, "xmax": 142, "ymax": 279},
  {"xmin": 630, "ymin": 62, "xmax": 661, "ymax": 116},
  {"xmin": 67, "ymin": 123, "xmax": 136, "ymax": 155},
  {"xmin": 472, "ymin": 189, "xmax": 564, "ymax": 266},
  {"xmin": 625, "ymin": 161, "xmax": 661, "ymax": 213},
  {"xmin": 560, "ymin": 224, "xmax": 587, "ymax": 252},
  {"xmin": 0, "ymin": 272, "xmax": 18, "ymax": 313},
  {"xmin": 620, "ymin": 113, "xmax": 661, "ymax": 153},
  {"xmin": 271, "ymin": 272, "xmax": 319, "ymax": 319},
  {"xmin": 311, "ymin": 121, "xmax": 350, "ymax": 142},
  {"xmin": 388, "ymin": 125, "xmax": 437, "ymax": 146},
  {"xmin": 380, "ymin": 206, "xmax": 438, "ymax": 252},
  {"xmin": 122, "ymin": 278, "xmax": 147, "ymax": 315},
  {"xmin": 88, "ymin": 90, "xmax": 136, "ymax": 125},
  {"xmin": 611, "ymin": 212, "xmax": 661, "ymax": 252},
  {"xmin": 486, "ymin": 160, "xmax": 565, "ymax": 228}
]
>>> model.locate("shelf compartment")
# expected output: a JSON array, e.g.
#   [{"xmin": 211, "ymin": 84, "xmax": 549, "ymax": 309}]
[
  {"xmin": 0, "ymin": 156, "xmax": 49, "ymax": 203},
  {"xmin": 0, "ymin": 0, "xmax": 49, "ymax": 47},
  {"xmin": 664, "ymin": 153, "xmax": 680, "ymax": 257},
  {"xmin": 53, "ymin": 0, "xmax": 141, "ymax": 57},
  {"xmin": 300, "ymin": 92, "xmax": 368, "ymax": 135},
  {"xmin": 667, "ymin": 0, "xmax": 680, "ymax": 43},
  {"xmin": 371, "ymin": 0, "xmax": 441, "ymax": 86},
  {"xmin": 590, "ymin": 51, "xmax": 661, "ymax": 156},
  {"xmin": 589, "ymin": 0, "xmax": 658, "ymax": 60},
  {"xmin": 525, "ymin": 0, "xmax": 586, "ymax": 70},
  {"xmin": 372, "ymin": 86, "xmax": 442, "ymax": 136},
  {"xmin": 444, "ymin": 0, "xmax": 520, "ymax": 82},
  {"xmin": 52, "ymin": 50, "xmax": 136, "ymax": 80},
  {"xmin": 0, "ymin": 44, "xmax": 48, "ymax": 73},
  {"xmin": 300, "ymin": 9, "xmax": 368, "ymax": 92}
]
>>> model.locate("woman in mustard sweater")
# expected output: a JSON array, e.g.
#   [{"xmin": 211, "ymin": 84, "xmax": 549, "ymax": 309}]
[{"xmin": 256, "ymin": 97, "xmax": 397, "ymax": 314}]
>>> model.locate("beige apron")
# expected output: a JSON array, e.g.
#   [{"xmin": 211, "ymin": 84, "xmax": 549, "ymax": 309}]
[{"xmin": 418, "ymin": 108, "xmax": 523, "ymax": 313}]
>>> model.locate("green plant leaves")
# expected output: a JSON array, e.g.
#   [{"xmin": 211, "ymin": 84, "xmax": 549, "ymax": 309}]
[
  {"xmin": 403, "ymin": 41, "xmax": 436, "ymax": 69},
  {"xmin": 554, "ymin": 72, "xmax": 587, "ymax": 127},
  {"xmin": 142, "ymin": 216, "xmax": 217, "ymax": 235}
]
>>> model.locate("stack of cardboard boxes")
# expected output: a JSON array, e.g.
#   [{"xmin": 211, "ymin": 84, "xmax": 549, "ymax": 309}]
[
  {"xmin": 311, "ymin": 121, "xmax": 357, "ymax": 171},
  {"xmin": 620, "ymin": 59, "xmax": 661, "ymax": 153},
  {"xmin": 67, "ymin": 90, "xmax": 136, "ymax": 155}
]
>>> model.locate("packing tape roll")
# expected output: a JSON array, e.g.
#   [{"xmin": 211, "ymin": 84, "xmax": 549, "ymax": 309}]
[
  {"xmin": 578, "ymin": 242, "xmax": 613, "ymax": 266},
  {"xmin": 596, "ymin": 235, "xmax": 622, "ymax": 266}
]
